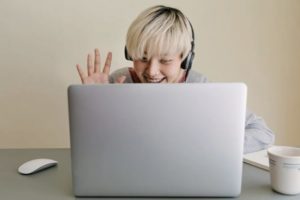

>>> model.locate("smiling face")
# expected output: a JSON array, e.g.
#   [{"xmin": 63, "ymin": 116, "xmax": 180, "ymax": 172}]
[
  {"xmin": 133, "ymin": 53, "xmax": 185, "ymax": 83},
  {"xmin": 126, "ymin": 6, "xmax": 194, "ymax": 83}
]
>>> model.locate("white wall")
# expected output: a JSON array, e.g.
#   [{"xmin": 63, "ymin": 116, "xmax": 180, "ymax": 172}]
[{"xmin": 0, "ymin": 0, "xmax": 299, "ymax": 148}]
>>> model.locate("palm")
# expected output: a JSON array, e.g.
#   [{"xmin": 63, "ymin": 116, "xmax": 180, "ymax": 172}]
[
  {"xmin": 76, "ymin": 49, "xmax": 112, "ymax": 84},
  {"xmin": 82, "ymin": 73, "xmax": 109, "ymax": 84}
]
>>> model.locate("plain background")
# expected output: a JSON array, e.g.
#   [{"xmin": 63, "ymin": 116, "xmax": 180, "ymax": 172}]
[{"xmin": 0, "ymin": 0, "xmax": 299, "ymax": 148}]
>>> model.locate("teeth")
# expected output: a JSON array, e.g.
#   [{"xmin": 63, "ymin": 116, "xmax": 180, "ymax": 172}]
[
  {"xmin": 147, "ymin": 78, "xmax": 164, "ymax": 83},
  {"xmin": 144, "ymin": 76, "xmax": 166, "ymax": 83},
  {"xmin": 149, "ymin": 80, "xmax": 160, "ymax": 82}
]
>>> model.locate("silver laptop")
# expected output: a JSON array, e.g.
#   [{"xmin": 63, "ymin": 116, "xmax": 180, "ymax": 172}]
[{"xmin": 68, "ymin": 83, "xmax": 247, "ymax": 197}]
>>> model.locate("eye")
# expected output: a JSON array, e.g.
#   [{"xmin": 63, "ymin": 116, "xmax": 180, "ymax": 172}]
[
  {"xmin": 140, "ymin": 57, "xmax": 148, "ymax": 63},
  {"xmin": 160, "ymin": 59, "xmax": 172, "ymax": 64}
]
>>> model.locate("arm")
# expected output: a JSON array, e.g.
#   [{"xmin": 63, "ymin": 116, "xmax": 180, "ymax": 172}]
[
  {"xmin": 244, "ymin": 110, "xmax": 275, "ymax": 154},
  {"xmin": 187, "ymin": 71, "xmax": 275, "ymax": 153}
]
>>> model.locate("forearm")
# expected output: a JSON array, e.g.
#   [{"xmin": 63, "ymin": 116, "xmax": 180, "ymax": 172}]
[
  {"xmin": 244, "ymin": 128, "xmax": 275, "ymax": 154},
  {"xmin": 244, "ymin": 110, "xmax": 275, "ymax": 154}
]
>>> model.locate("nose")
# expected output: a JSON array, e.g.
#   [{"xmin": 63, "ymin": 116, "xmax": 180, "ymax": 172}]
[{"xmin": 145, "ymin": 60, "xmax": 160, "ymax": 77}]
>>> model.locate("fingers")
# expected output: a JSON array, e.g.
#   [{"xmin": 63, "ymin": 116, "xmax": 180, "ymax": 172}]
[
  {"xmin": 94, "ymin": 48, "xmax": 100, "ymax": 73},
  {"xmin": 103, "ymin": 52, "xmax": 112, "ymax": 75},
  {"xmin": 115, "ymin": 75, "xmax": 126, "ymax": 84},
  {"xmin": 87, "ymin": 54, "xmax": 94, "ymax": 76},
  {"xmin": 76, "ymin": 64, "xmax": 86, "ymax": 83}
]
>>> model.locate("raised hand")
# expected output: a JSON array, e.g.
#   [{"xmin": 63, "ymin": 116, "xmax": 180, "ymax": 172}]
[{"xmin": 76, "ymin": 49, "xmax": 125, "ymax": 84}]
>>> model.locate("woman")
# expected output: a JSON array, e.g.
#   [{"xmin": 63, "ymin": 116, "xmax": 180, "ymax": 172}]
[{"xmin": 76, "ymin": 5, "xmax": 274, "ymax": 153}]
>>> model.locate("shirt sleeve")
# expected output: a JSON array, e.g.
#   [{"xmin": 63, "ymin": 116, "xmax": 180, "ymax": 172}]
[
  {"xmin": 187, "ymin": 70, "xmax": 275, "ymax": 154},
  {"xmin": 244, "ymin": 110, "xmax": 275, "ymax": 154}
]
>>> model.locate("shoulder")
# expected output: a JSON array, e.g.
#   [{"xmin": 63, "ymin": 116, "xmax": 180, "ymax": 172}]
[
  {"xmin": 186, "ymin": 70, "xmax": 208, "ymax": 83},
  {"xmin": 109, "ymin": 67, "xmax": 133, "ymax": 83}
]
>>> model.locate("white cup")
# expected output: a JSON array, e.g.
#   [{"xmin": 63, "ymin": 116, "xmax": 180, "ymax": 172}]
[{"xmin": 267, "ymin": 146, "xmax": 300, "ymax": 195}]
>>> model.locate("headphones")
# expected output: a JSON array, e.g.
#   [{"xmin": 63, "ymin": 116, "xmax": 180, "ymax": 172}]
[{"xmin": 124, "ymin": 6, "xmax": 195, "ymax": 72}]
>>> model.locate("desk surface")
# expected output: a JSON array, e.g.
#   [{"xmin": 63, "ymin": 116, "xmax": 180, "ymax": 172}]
[{"xmin": 0, "ymin": 149, "xmax": 298, "ymax": 200}]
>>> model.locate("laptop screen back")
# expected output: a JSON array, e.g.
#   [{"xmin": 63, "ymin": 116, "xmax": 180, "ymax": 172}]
[{"xmin": 68, "ymin": 83, "xmax": 247, "ymax": 197}]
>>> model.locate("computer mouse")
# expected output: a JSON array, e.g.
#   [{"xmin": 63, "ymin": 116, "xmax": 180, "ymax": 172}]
[{"xmin": 18, "ymin": 158, "xmax": 58, "ymax": 175}]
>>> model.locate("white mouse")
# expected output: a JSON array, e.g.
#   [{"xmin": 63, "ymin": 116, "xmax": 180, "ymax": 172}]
[{"xmin": 18, "ymin": 158, "xmax": 58, "ymax": 175}]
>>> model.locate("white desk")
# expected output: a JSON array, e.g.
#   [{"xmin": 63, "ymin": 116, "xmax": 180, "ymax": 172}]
[{"xmin": 0, "ymin": 149, "xmax": 299, "ymax": 199}]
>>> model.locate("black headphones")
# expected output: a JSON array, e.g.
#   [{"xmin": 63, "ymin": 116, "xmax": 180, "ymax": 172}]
[{"xmin": 124, "ymin": 6, "xmax": 195, "ymax": 72}]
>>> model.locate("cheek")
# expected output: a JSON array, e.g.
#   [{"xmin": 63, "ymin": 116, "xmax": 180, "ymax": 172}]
[
  {"xmin": 133, "ymin": 62, "xmax": 145, "ymax": 74},
  {"xmin": 164, "ymin": 65, "xmax": 181, "ymax": 77}
]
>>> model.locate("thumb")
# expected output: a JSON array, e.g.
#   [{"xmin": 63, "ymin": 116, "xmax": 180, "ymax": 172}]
[{"xmin": 115, "ymin": 75, "xmax": 126, "ymax": 84}]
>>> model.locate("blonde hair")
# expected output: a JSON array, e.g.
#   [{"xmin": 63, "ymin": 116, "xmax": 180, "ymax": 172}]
[{"xmin": 126, "ymin": 5, "xmax": 194, "ymax": 61}]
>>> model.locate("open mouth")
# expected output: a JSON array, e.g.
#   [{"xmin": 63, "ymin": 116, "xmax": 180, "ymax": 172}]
[{"xmin": 144, "ymin": 77, "xmax": 166, "ymax": 83}]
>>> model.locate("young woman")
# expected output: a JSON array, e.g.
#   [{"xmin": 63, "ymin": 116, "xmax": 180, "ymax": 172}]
[{"xmin": 76, "ymin": 5, "xmax": 275, "ymax": 153}]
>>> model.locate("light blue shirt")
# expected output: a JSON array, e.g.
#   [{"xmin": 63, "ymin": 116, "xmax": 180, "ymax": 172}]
[{"xmin": 109, "ymin": 68, "xmax": 275, "ymax": 154}]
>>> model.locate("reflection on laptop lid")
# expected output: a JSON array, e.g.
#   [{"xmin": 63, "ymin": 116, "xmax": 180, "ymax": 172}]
[{"xmin": 68, "ymin": 83, "xmax": 247, "ymax": 197}]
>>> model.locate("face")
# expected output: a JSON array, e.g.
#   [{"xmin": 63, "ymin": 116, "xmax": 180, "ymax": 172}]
[{"xmin": 133, "ymin": 54, "xmax": 185, "ymax": 83}]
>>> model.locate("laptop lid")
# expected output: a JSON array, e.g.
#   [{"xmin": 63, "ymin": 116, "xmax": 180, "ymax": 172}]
[{"xmin": 68, "ymin": 83, "xmax": 247, "ymax": 197}]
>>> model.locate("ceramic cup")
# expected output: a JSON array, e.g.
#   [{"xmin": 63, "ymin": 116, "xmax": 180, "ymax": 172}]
[{"xmin": 268, "ymin": 146, "xmax": 300, "ymax": 195}]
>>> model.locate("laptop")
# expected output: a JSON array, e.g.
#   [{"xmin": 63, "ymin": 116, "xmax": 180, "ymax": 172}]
[{"xmin": 68, "ymin": 83, "xmax": 247, "ymax": 197}]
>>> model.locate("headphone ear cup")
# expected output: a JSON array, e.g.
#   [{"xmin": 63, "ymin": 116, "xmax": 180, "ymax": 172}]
[
  {"xmin": 181, "ymin": 57, "xmax": 188, "ymax": 70},
  {"xmin": 187, "ymin": 51, "xmax": 195, "ymax": 71},
  {"xmin": 181, "ymin": 51, "xmax": 194, "ymax": 70},
  {"xmin": 124, "ymin": 46, "xmax": 133, "ymax": 61}
]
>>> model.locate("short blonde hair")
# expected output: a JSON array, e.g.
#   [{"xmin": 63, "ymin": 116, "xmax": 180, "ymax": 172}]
[{"xmin": 126, "ymin": 5, "xmax": 194, "ymax": 61}]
